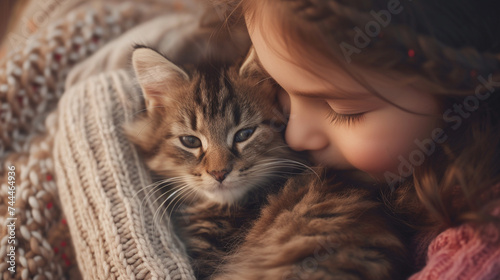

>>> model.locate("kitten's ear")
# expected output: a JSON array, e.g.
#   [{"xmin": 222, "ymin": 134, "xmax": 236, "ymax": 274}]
[
  {"xmin": 239, "ymin": 47, "xmax": 263, "ymax": 78},
  {"xmin": 132, "ymin": 47, "xmax": 189, "ymax": 111}
]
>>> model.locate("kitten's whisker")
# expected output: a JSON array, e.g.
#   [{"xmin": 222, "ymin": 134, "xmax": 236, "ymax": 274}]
[
  {"xmin": 165, "ymin": 186, "xmax": 192, "ymax": 212},
  {"xmin": 259, "ymin": 145, "xmax": 291, "ymax": 154},
  {"xmin": 174, "ymin": 188, "xmax": 197, "ymax": 211},
  {"xmin": 139, "ymin": 181, "xmax": 172, "ymax": 221},
  {"xmin": 143, "ymin": 176, "xmax": 192, "ymax": 230},
  {"xmin": 133, "ymin": 119, "xmax": 155, "ymax": 137},
  {"xmin": 165, "ymin": 186, "xmax": 186, "ymax": 201},
  {"xmin": 247, "ymin": 161, "xmax": 320, "ymax": 184},
  {"xmin": 256, "ymin": 158, "xmax": 321, "ymax": 181},
  {"xmin": 166, "ymin": 188, "xmax": 198, "ymax": 229},
  {"xmin": 255, "ymin": 162, "xmax": 303, "ymax": 169},
  {"xmin": 153, "ymin": 184, "xmax": 189, "ymax": 230},
  {"xmin": 168, "ymin": 188, "xmax": 201, "ymax": 230},
  {"xmin": 243, "ymin": 146, "xmax": 292, "ymax": 160},
  {"xmin": 161, "ymin": 187, "xmax": 193, "ymax": 229},
  {"xmin": 239, "ymin": 160, "xmax": 306, "ymax": 179},
  {"xmin": 140, "ymin": 175, "xmax": 192, "ymax": 196},
  {"xmin": 149, "ymin": 183, "xmax": 186, "ymax": 209},
  {"xmin": 133, "ymin": 180, "xmax": 165, "ymax": 199},
  {"xmin": 138, "ymin": 176, "xmax": 191, "ymax": 217},
  {"xmin": 246, "ymin": 166, "xmax": 301, "ymax": 178},
  {"xmin": 247, "ymin": 170, "xmax": 296, "ymax": 182},
  {"xmin": 151, "ymin": 186, "xmax": 180, "ymax": 230},
  {"xmin": 254, "ymin": 76, "xmax": 272, "ymax": 86},
  {"xmin": 133, "ymin": 176, "xmax": 189, "ymax": 198},
  {"xmin": 127, "ymin": 105, "xmax": 166, "ymax": 119},
  {"xmin": 254, "ymin": 158, "xmax": 303, "ymax": 166},
  {"xmin": 253, "ymin": 161, "xmax": 305, "ymax": 171},
  {"xmin": 173, "ymin": 188, "xmax": 200, "ymax": 229}
]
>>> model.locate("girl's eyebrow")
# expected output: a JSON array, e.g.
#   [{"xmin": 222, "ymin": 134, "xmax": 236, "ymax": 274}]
[{"xmin": 292, "ymin": 90, "xmax": 372, "ymax": 100}]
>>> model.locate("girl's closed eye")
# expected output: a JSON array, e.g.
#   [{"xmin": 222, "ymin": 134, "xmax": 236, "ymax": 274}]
[
  {"xmin": 324, "ymin": 100, "xmax": 366, "ymax": 126},
  {"xmin": 325, "ymin": 108, "xmax": 365, "ymax": 126}
]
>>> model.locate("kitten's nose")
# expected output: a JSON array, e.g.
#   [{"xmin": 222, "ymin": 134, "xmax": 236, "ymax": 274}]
[{"xmin": 208, "ymin": 169, "xmax": 231, "ymax": 182}]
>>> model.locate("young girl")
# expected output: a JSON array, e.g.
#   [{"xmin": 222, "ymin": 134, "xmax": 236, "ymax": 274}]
[{"xmin": 219, "ymin": 0, "xmax": 500, "ymax": 278}]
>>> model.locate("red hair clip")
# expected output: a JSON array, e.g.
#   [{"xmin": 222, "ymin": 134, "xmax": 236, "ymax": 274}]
[{"xmin": 408, "ymin": 49, "xmax": 415, "ymax": 58}]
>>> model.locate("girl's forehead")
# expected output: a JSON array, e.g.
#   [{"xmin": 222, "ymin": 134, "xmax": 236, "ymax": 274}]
[
  {"xmin": 249, "ymin": 21, "xmax": 440, "ymax": 114},
  {"xmin": 246, "ymin": 3, "xmax": 422, "ymax": 96},
  {"xmin": 249, "ymin": 22, "xmax": 368, "ymax": 97}
]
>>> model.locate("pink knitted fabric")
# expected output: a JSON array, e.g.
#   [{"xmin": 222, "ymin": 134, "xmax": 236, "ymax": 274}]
[{"xmin": 410, "ymin": 209, "xmax": 500, "ymax": 279}]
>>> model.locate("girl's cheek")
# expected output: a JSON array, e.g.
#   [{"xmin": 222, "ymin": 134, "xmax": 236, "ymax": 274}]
[
  {"xmin": 342, "ymin": 139, "xmax": 401, "ymax": 175},
  {"xmin": 339, "ymin": 109, "xmax": 435, "ymax": 177}
]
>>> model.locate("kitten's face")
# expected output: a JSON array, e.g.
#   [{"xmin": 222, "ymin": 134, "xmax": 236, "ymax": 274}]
[{"xmin": 125, "ymin": 47, "xmax": 300, "ymax": 204}]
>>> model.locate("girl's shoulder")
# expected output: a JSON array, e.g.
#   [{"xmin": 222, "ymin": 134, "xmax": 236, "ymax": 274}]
[
  {"xmin": 410, "ymin": 217, "xmax": 500, "ymax": 280},
  {"xmin": 411, "ymin": 183, "xmax": 500, "ymax": 280}
]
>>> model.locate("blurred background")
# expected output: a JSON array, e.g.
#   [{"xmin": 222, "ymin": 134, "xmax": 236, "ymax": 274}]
[
  {"xmin": 0, "ymin": 0, "xmax": 28, "ymax": 58},
  {"xmin": 0, "ymin": 0, "xmax": 87, "ymax": 61}
]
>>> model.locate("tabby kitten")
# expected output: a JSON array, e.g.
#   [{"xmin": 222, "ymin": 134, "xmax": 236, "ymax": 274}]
[
  {"xmin": 125, "ymin": 46, "xmax": 300, "ymax": 204},
  {"xmin": 125, "ymin": 47, "xmax": 413, "ymax": 280},
  {"xmin": 125, "ymin": 46, "xmax": 306, "ymax": 278}
]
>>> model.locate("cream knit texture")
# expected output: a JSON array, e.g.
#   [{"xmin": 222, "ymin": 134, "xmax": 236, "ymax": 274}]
[
  {"xmin": 0, "ymin": 1, "xmax": 181, "ymax": 278},
  {"xmin": 53, "ymin": 70, "xmax": 195, "ymax": 280}
]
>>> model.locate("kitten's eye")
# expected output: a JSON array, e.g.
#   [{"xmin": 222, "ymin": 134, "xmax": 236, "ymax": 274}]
[
  {"xmin": 234, "ymin": 127, "xmax": 256, "ymax": 143},
  {"xmin": 180, "ymin": 136, "xmax": 201, "ymax": 148}
]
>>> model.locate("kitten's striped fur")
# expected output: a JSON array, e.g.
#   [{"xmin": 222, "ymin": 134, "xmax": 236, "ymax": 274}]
[
  {"xmin": 125, "ymin": 47, "xmax": 300, "ymax": 205},
  {"xmin": 125, "ymin": 47, "xmax": 412, "ymax": 279}
]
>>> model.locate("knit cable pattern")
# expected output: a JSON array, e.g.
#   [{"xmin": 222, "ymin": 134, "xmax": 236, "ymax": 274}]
[
  {"xmin": 0, "ymin": 2, "xmax": 186, "ymax": 279},
  {"xmin": 53, "ymin": 70, "xmax": 195, "ymax": 280}
]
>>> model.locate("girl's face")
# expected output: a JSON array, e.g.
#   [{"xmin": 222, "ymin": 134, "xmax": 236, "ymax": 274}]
[{"xmin": 248, "ymin": 22, "xmax": 441, "ymax": 180}]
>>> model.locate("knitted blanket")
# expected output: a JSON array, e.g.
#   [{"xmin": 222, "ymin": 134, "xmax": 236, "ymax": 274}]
[
  {"xmin": 0, "ymin": 1, "xmax": 215, "ymax": 279},
  {"xmin": 54, "ymin": 69, "xmax": 195, "ymax": 279}
]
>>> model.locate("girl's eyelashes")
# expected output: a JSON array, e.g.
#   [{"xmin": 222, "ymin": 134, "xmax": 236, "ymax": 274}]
[{"xmin": 326, "ymin": 109, "xmax": 365, "ymax": 126}]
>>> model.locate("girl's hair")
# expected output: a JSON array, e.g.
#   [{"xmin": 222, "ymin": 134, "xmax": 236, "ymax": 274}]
[{"xmin": 215, "ymin": 0, "xmax": 500, "ymax": 231}]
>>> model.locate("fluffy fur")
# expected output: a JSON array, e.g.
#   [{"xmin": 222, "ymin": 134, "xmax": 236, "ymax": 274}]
[
  {"xmin": 125, "ymin": 47, "xmax": 298, "ymax": 205},
  {"xmin": 124, "ymin": 47, "xmax": 412, "ymax": 279}
]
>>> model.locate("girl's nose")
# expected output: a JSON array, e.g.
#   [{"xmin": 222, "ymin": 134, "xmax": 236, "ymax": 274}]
[{"xmin": 284, "ymin": 101, "xmax": 329, "ymax": 152}]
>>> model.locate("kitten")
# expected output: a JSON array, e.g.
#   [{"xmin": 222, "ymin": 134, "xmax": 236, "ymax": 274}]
[
  {"xmin": 125, "ymin": 46, "xmax": 300, "ymax": 204},
  {"xmin": 125, "ymin": 46, "xmax": 306, "ymax": 278},
  {"xmin": 125, "ymin": 47, "xmax": 413, "ymax": 279}
]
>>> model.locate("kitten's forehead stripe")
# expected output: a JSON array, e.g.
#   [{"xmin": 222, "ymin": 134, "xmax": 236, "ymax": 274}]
[
  {"xmin": 197, "ymin": 67, "xmax": 239, "ymax": 121},
  {"xmin": 202, "ymin": 67, "xmax": 221, "ymax": 119},
  {"xmin": 190, "ymin": 110, "xmax": 197, "ymax": 131},
  {"xmin": 194, "ymin": 77, "xmax": 202, "ymax": 106},
  {"xmin": 232, "ymin": 104, "xmax": 241, "ymax": 126},
  {"xmin": 220, "ymin": 74, "xmax": 236, "ymax": 115},
  {"xmin": 198, "ymin": 76, "xmax": 210, "ymax": 116},
  {"xmin": 248, "ymin": 107, "xmax": 257, "ymax": 119}
]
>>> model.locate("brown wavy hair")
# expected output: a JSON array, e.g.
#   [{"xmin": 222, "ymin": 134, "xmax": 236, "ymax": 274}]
[{"xmin": 214, "ymin": 0, "xmax": 500, "ymax": 233}]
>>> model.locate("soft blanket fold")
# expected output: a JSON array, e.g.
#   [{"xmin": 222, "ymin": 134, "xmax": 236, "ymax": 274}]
[{"xmin": 53, "ymin": 69, "xmax": 195, "ymax": 280}]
